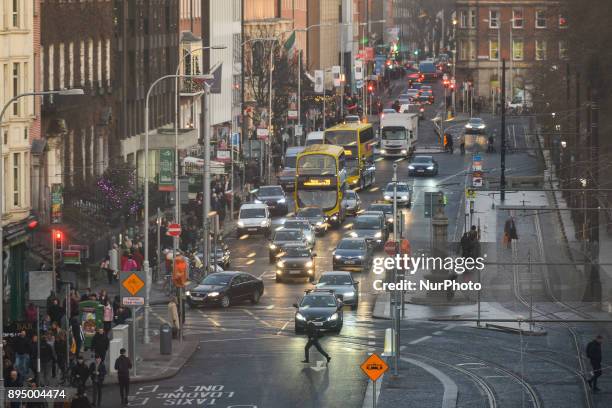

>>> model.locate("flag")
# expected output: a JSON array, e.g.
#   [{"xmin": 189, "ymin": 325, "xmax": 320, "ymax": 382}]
[
  {"xmin": 283, "ymin": 31, "xmax": 296, "ymax": 55},
  {"xmin": 208, "ymin": 63, "xmax": 223, "ymax": 94}
]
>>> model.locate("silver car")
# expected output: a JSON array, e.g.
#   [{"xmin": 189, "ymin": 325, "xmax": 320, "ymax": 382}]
[
  {"xmin": 315, "ymin": 271, "xmax": 360, "ymax": 310},
  {"xmin": 282, "ymin": 219, "xmax": 316, "ymax": 248},
  {"xmin": 341, "ymin": 190, "xmax": 361, "ymax": 216},
  {"xmin": 383, "ymin": 182, "xmax": 412, "ymax": 207}
]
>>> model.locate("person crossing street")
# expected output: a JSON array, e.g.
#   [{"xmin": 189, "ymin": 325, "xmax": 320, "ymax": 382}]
[
  {"xmin": 301, "ymin": 321, "xmax": 331, "ymax": 365},
  {"xmin": 586, "ymin": 335, "xmax": 603, "ymax": 392}
]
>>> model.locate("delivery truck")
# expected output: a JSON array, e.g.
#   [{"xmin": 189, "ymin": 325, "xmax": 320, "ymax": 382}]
[{"xmin": 379, "ymin": 112, "xmax": 419, "ymax": 158}]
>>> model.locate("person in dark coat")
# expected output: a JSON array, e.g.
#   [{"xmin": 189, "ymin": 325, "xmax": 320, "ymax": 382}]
[
  {"xmin": 301, "ymin": 321, "xmax": 331, "ymax": 364},
  {"xmin": 586, "ymin": 335, "xmax": 603, "ymax": 392},
  {"xmin": 54, "ymin": 332, "xmax": 68, "ymax": 383},
  {"xmin": 29, "ymin": 334, "xmax": 39, "ymax": 380},
  {"xmin": 13, "ymin": 330, "xmax": 31, "ymax": 378},
  {"xmin": 71, "ymin": 388, "xmax": 92, "ymax": 408},
  {"xmin": 5, "ymin": 369, "xmax": 24, "ymax": 408},
  {"xmin": 48, "ymin": 298, "xmax": 64, "ymax": 325},
  {"xmin": 115, "ymin": 348, "xmax": 132, "ymax": 405},
  {"xmin": 71, "ymin": 317, "xmax": 83, "ymax": 356},
  {"xmin": 91, "ymin": 328, "xmax": 109, "ymax": 361},
  {"xmin": 89, "ymin": 355, "xmax": 107, "ymax": 407},
  {"xmin": 72, "ymin": 356, "xmax": 90, "ymax": 389},
  {"xmin": 39, "ymin": 335, "xmax": 55, "ymax": 386},
  {"xmin": 504, "ymin": 216, "xmax": 519, "ymax": 248}
]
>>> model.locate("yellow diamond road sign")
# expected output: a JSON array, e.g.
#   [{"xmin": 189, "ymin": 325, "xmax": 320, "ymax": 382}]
[{"xmin": 123, "ymin": 273, "xmax": 145, "ymax": 296}]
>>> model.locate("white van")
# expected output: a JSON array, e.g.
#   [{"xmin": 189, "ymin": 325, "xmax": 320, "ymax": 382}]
[
  {"xmin": 237, "ymin": 203, "xmax": 271, "ymax": 238},
  {"xmin": 305, "ymin": 131, "xmax": 324, "ymax": 146}
]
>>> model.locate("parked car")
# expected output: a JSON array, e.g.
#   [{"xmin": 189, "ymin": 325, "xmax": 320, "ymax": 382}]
[
  {"xmin": 408, "ymin": 155, "xmax": 439, "ymax": 176},
  {"xmin": 294, "ymin": 290, "xmax": 344, "ymax": 334},
  {"xmin": 186, "ymin": 271, "xmax": 264, "ymax": 308},
  {"xmin": 276, "ymin": 244, "xmax": 317, "ymax": 283},
  {"xmin": 315, "ymin": 271, "xmax": 360, "ymax": 310},
  {"xmin": 332, "ymin": 238, "xmax": 372, "ymax": 273}
]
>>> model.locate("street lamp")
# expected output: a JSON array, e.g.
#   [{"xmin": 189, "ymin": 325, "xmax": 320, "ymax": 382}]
[
  {"xmin": 143, "ymin": 73, "xmax": 212, "ymax": 344},
  {"xmin": 0, "ymin": 88, "xmax": 84, "ymax": 405}
]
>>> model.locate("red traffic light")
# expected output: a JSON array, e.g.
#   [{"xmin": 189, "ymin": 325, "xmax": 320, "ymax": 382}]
[
  {"xmin": 55, "ymin": 231, "xmax": 62, "ymax": 240},
  {"xmin": 367, "ymin": 84, "xmax": 374, "ymax": 92},
  {"xmin": 27, "ymin": 220, "xmax": 39, "ymax": 230}
]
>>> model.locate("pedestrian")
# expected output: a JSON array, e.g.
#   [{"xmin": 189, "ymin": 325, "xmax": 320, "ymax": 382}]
[
  {"xmin": 447, "ymin": 134, "xmax": 454, "ymax": 154},
  {"xmin": 80, "ymin": 288, "xmax": 93, "ymax": 302},
  {"xmin": 115, "ymin": 348, "xmax": 132, "ymax": 406},
  {"xmin": 72, "ymin": 356, "xmax": 90, "ymax": 389},
  {"xmin": 71, "ymin": 387, "xmax": 92, "ymax": 408},
  {"xmin": 460, "ymin": 231, "xmax": 472, "ymax": 258},
  {"xmin": 459, "ymin": 134, "xmax": 466, "ymax": 155},
  {"xmin": 26, "ymin": 382, "xmax": 47, "ymax": 408},
  {"xmin": 13, "ymin": 330, "xmax": 31, "ymax": 379},
  {"xmin": 503, "ymin": 216, "xmax": 518, "ymax": 249},
  {"xmin": 91, "ymin": 328, "xmax": 109, "ymax": 362},
  {"xmin": 89, "ymin": 355, "xmax": 106, "ymax": 407},
  {"xmin": 46, "ymin": 291, "xmax": 58, "ymax": 310},
  {"xmin": 98, "ymin": 289, "xmax": 109, "ymax": 306},
  {"xmin": 468, "ymin": 225, "xmax": 480, "ymax": 257},
  {"xmin": 29, "ymin": 334, "xmax": 38, "ymax": 381},
  {"xmin": 586, "ymin": 335, "xmax": 603, "ymax": 392},
  {"xmin": 49, "ymin": 298, "xmax": 64, "ymax": 325},
  {"xmin": 5, "ymin": 369, "xmax": 24, "ymax": 408},
  {"xmin": 39, "ymin": 335, "xmax": 54, "ymax": 386},
  {"xmin": 71, "ymin": 317, "xmax": 84, "ymax": 357},
  {"xmin": 100, "ymin": 257, "xmax": 113, "ymax": 284},
  {"xmin": 103, "ymin": 300, "xmax": 113, "ymax": 335},
  {"xmin": 122, "ymin": 254, "xmax": 138, "ymax": 272},
  {"xmin": 301, "ymin": 321, "xmax": 331, "ymax": 365},
  {"xmin": 54, "ymin": 332, "xmax": 67, "ymax": 384},
  {"xmin": 168, "ymin": 297, "xmax": 180, "ymax": 339}
]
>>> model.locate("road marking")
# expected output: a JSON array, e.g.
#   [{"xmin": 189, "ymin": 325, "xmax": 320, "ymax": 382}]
[
  {"xmin": 401, "ymin": 356, "xmax": 457, "ymax": 408},
  {"xmin": 443, "ymin": 324, "xmax": 456, "ymax": 331},
  {"xmin": 368, "ymin": 341, "xmax": 376, "ymax": 346},
  {"xmin": 266, "ymin": 304, "xmax": 275, "ymax": 310},
  {"xmin": 242, "ymin": 308, "xmax": 273, "ymax": 327},
  {"xmin": 400, "ymin": 345, "xmax": 406, "ymax": 351},
  {"xmin": 196, "ymin": 310, "xmax": 227, "ymax": 331},
  {"xmin": 409, "ymin": 336, "xmax": 431, "ymax": 345},
  {"xmin": 311, "ymin": 360, "xmax": 327, "ymax": 372},
  {"xmin": 456, "ymin": 363, "xmax": 485, "ymax": 366},
  {"xmin": 150, "ymin": 309, "xmax": 170, "ymax": 325},
  {"xmin": 433, "ymin": 331, "xmax": 444, "ymax": 335},
  {"xmin": 199, "ymin": 336, "xmax": 280, "ymax": 343},
  {"xmin": 276, "ymin": 320, "xmax": 291, "ymax": 335},
  {"xmin": 484, "ymin": 375, "xmax": 508, "ymax": 378}
]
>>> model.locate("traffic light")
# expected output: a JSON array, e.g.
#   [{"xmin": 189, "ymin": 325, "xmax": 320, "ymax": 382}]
[
  {"xmin": 53, "ymin": 230, "xmax": 63, "ymax": 250},
  {"xmin": 367, "ymin": 83, "xmax": 374, "ymax": 93},
  {"xmin": 443, "ymin": 79, "xmax": 450, "ymax": 87},
  {"xmin": 414, "ymin": 50, "xmax": 419, "ymax": 56}
]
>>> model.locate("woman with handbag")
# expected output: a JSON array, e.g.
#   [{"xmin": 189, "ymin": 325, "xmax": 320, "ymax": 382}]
[{"xmin": 168, "ymin": 297, "xmax": 180, "ymax": 339}]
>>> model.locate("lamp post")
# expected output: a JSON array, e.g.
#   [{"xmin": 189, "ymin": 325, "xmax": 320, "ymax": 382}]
[
  {"xmin": 143, "ymin": 73, "xmax": 212, "ymax": 344},
  {"xmin": 0, "ymin": 88, "xmax": 84, "ymax": 405}
]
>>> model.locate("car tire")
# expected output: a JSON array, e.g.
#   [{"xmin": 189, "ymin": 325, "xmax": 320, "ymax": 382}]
[
  {"xmin": 251, "ymin": 290, "xmax": 261, "ymax": 304},
  {"xmin": 236, "ymin": 229, "xmax": 242, "ymax": 239},
  {"xmin": 220, "ymin": 295, "xmax": 231, "ymax": 308},
  {"xmin": 276, "ymin": 275, "xmax": 282, "ymax": 283}
]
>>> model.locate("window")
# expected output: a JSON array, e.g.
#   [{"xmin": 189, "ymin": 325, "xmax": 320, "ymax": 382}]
[
  {"xmin": 80, "ymin": 41, "xmax": 85, "ymax": 86},
  {"xmin": 469, "ymin": 39, "xmax": 476, "ymax": 60},
  {"xmin": 459, "ymin": 39, "xmax": 468, "ymax": 60},
  {"xmin": 536, "ymin": 10, "xmax": 546, "ymax": 28},
  {"xmin": 68, "ymin": 42, "xmax": 74, "ymax": 87},
  {"xmin": 559, "ymin": 40, "xmax": 568, "ymax": 59},
  {"xmin": 59, "ymin": 43, "xmax": 65, "ymax": 89},
  {"xmin": 469, "ymin": 9, "xmax": 476, "ymax": 28},
  {"xmin": 24, "ymin": 127, "xmax": 28, "ymax": 140},
  {"xmin": 535, "ymin": 40, "xmax": 547, "ymax": 60},
  {"xmin": 489, "ymin": 39, "xmax": 499, "ymax": 60},
  {"xmin": 88, "ymin": 39, "xmax": 93, "ymax": 84},
  {"xmin": 489, "ymin": 10, "xmax": 499, "ymax": 28},
  {"xmin": 512, "ymin": 9, "xmax": 524, "ymax": 28},
  {"xmin": 459, "ymin": 10, "xmax": 467, "ymax": 28},
  {"xmin": 233, "ymin": 33, "xmax": 241, "ymax": 65},
  {"xmin": 512, "ymin": 39, "xmax": 524, "ymax": 60},
  {"xmin": 13, "ymin": 153, "xmax": 20, "ymax": 207},
  {"xmin": 4, "ymin": 130, "xmax": 8, "ymax": 145},
  {"xmin": 98, "ymin": 39, "xmax": 102, "ymax": 83},
  {"xmin": 12, "ymin": 0, "xmax": 19, "ymax": 28},
  {"xmin": 48, "ymin": 44, "xmax": 54, "ymax": 91},
  {"xmin": 106, "ymin": 39, "xmax": 111, "ymax": 87},
  {"xmin": 12, "ymin": 63, "xmax": 19, "ymax": 115}
]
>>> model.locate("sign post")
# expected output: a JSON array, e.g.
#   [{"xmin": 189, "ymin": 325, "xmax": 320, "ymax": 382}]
[
  {"xmin": 120, "ymin": 270, "xmax": 147, "ymax": 375},
  {"xmin": 361, "ymin": 353, "xmax": 389, "ymax": 408}
]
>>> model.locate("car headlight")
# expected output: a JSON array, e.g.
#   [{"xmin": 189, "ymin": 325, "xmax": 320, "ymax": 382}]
[
  {"xmin": 357, "ymin": 255, "xmax": 364, "ymax": 260},
  {"xmin": 401, "ymin": 196, "xmax": 409, "ymax": 200},
  {"xmin": 374, "ymin": 232, "xmax": 382, "ymax": 238},
  {"xmin": 277, "ymin": 261, "xmax": 284, "ymax": 268},
  {"xmin": 327, "ymin": 313, "xmax": 339, "ymax": 321},
  {"xmin": 387, "ymin": 217, "xmax": 394, "ymax": 223},
  {"xmin": 296, "ymin": 312, "xmax": 306, "ymax": 321},
  {"xmin": 270, "ymin": 244, "xmax": 277, "ymax": 249},
  {"xmin": 380, "ymin": 149, "xmax": 386, "ymax": 154},
  {"xmin": 478, "ymin": 124, "xmax": 486, "ymax": 129},
  {"xmin": 351, "ymin": 179, "xmax": 359, "ymax": 185},
  {"xmin": 305, "ymin": 261, "xmax": 313, "ymax": 268},
  {"xmin": 185, "ymin": 291, "xmax": 191, "ymax": 296},
  {"xmin": 316, "ymin": 221, "xmax": 323, "ymax": 227},
  {"xmin": 344, "ymin": 292, "xmax": 354, "ymax": 298},
  {"xmin": 335, "ymin": 255, "xmax": 342, "ymax": 260},
  {"xmin": 208, "ymin": 292, "xmax": 219, "ymax": 297},
  {"xmin": 261, "ymin": 220, "xmax": 268, "ymax": 227},
  {"xmin": 401, "ymin": 150, "xmax": 407, "ymax": 154},
  {"xmin": 427, "ymin": 166, "xmax": 434, "ymax": 170},
  {"xmin": 466, "ymin": 124, "xmax": 473, "ymax": 129},
  {"xmin": 350, "ymin": 232, "xmax": 358, "ymax": 238},
  {"xmin": 277, "ymin": 198, "xmax": 286, "ymax": 203},
  {"xmin": 237, "ymin": 221, "xmax": 244, "ymax": 227},
  {"xmin": 331, "ymin": 215, "xmax": 338, "ymax": 221},
  {"xmin": 254, "ymin": 199, "xmax": 262, "ymax": 204},
  {"xmin": 384, "ymin": 195, "xmax": 391, "ymax": 200},
  {"xmin": 408, "ymin": 165, "xmax": 415, "ymax": 170}
]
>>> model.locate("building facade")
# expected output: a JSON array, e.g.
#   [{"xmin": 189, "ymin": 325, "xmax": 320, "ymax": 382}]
[{"xmin": 455, "ymin": 0, "xmax": 566, "ymax": 103}]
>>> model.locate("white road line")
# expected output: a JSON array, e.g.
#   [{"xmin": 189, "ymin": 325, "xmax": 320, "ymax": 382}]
[
  {"xmin": 242, "ymin": 308, "xmax": 273, "ymax": 327},
  {"xmin": 368, "ymin": 341, "xmax": 376, "ymax": 345},
  {"xmin": 433, "ymin": 331, "xmax": 444, "ymax": 335},
  {"xmin": 409, "ymin": 336, "xmax": 432, "ymax": 345},
  {"xmin": 199, "ymin": 336, "xmax": 280, "ymax": 343},
  {"xmin": 196, "ymin": 310, "xmax": 227, "ymax": 331},
  {"xmin": 443, "ymin": 324, "xmax": 456, "ymax": 331},
  {"xmin": 150, "ymin": 310, "xmax": 170, "ymax": 325},
  {"xmin": 400, "ymin": 345, "xmax": 406, "ymax": 351},
  {"xmin": 266, "ymin": 304, "xmax": 275, "ymax": 309},
  {"xmin": 276, "ymin": 320, "xmax": 291, "ymax": 335}
]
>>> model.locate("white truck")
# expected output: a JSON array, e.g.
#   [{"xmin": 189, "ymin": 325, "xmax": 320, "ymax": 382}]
[{"xmin": 379, "ymin": 112, "xmax": 419, "ymax": 157}]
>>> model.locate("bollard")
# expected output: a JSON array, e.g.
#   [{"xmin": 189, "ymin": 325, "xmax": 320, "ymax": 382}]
[{"xmin": 160, "ymin": 323, "xmax": 172, "ymax": 355}]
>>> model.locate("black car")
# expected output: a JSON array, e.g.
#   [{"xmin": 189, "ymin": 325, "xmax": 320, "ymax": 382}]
[
  {"xmin": 408, "ymin": 155, "xmax": 439, "ymax": 176},
  {"xmin": 209, "ymin": 242, "xmax": 231, "ymax": 269},
  {"xmin": 368, "ymin": 202, "xmax": 395, "ymax": 231},
  {"xmin": 253, "ymin": 185, "xmax": 289, "ymax": 215},
  {"xmin": 276, "ymin": 244, "xmax": 317, "ymax": 283},
  {"xmin": 186, "ymin": 272, "xmax": 264, "ymax": 308},
  {"xmin": 296, "ymin": 206, "xmax": 328, "ymax": 235},
  {"xmin": 332, "ymin": 238, "xmax": 371, "ymax": 272},
  {"xmin": 269, "ymin": 228, "xmax": 308, "ymax": 262},
  {"xmin": 347, "ymin": 215, "xmax": 386, "ymax": 248},
  {"xmin": 294, "ymin": 290, "xmax": 344, "ymax": 334}
]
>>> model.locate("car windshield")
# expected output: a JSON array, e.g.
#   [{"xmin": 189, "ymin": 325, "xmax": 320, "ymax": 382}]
[
  {"xmin": 413, "ymin": 156, "xmax": 432, "ymax": 163},
  {"xmin": 386, "ymin": 183, "xmax": 410, "ymax": 192},
  {"xmin": 297, "ymin": 190, "xmax": 337, "ymax": 210},
  {"xmin": 354, "ymin": 217, "xmax": 380, "ymax": 229},
  {"xmin": 300, "ymin": 295, "xmax": 337, "ymax": 308},
  {"xmin": 325, "ymin": 130, "xmax": 357, "ymax": 146},
  {"xmin": 319, "ymin": 274, "xmax": 353, "ymax": 285},
  {"xmin": 298, "ymin": 208, "xmax": 324, "ymax": 217},
  {"xmin": 258, "ymin": 186, "xmax": 283, "ymax": 196},
  {"xmin": 382, "ymin": 128, "xmax": 406, "ymax": 140},
  {"xmin": 274, "ymin": 230, "xmax": 301, "ymax": 241},
  {"xmin": 284, "ymin": 221, "xmax": 309, "ymax": 229},
  {"xmin": 337, "ymin": 239, "xmax": 365, "ymax": 250},
  {"xmin": 284, "ymin": 156, "xmax": 297, "ymax": 168},
  {"xmin": 369, "ymin": 204, "xmax": 392, "ymax": 214},
  {"xmin": 240, "ymin": 208, "xmax": 266, "ymax": 218},
  {"xmin": 470, "ymin": 119, "xmax": 483, "ymax": 125},
  {"xmin": 201, "ymin": 274, "xmax": 232, "ymax": 286},
  {"xmin": 282, "ymin": 247, "xmax": 310, "ymax": 257}
]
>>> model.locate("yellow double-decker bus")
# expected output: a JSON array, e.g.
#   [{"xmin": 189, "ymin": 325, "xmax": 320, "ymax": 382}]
[
  {"xmin": 294, "ymin": 145, "xmax": 347, "ymax": 226},
  {"xmin": 324, "ymin": 122, "xmax": 376, "ymax": 190}
]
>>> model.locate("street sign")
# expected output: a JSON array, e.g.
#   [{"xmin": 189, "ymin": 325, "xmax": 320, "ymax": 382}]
[
  {"xmin": 120, "ymin": 270, "xmax": 147, "ymax": 307},
  {"xmin": 384, "ymin": 240, "xmax": 397, "ymax": 256},
  {"xmin": 354, "ymin": 60, "xmax": 364, "ymax": 81},
  {"xmin": 356, "ymin": 79, "xmax": 364, "ymax": 89},
  {"xmin": 288, "ymin": 110, "xmax": 298, "ymax": 120},
  {"xmin": 167, "ymin": 223, "xmax": 181, "ymax": 236},
  {"xmin": 361, "ymin": 353, "xmax": 388, "ymax": 381},
  {"xmin": 472, "ymin": 171, "xmax": 483, "ymax": 187},
  {"xmin": 231, "ymin": 132, "xmax": 240, "ymax": 146},
  {"xmin": 465, "ymin": 188, "xmax": 476, "ymax": 199},
  {"xmin": 256, "ymin": 128, "xmax": 269, "ymax": 141},
  {"xmin": 62, "ymin": 250, "xmax": 81, "ymax": 265},
  {"xmin": 332, "ymin": 65, "xmax": 341, "ymax": 87},
  {"xmin": 295, "ymin": 124, "xmax": 303, "ymax": 136}
]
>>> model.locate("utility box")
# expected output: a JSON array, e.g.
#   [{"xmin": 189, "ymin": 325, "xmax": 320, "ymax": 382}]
[{"xmin": 160, "ymin": 323, "xmax": 172, "ymax": 355}]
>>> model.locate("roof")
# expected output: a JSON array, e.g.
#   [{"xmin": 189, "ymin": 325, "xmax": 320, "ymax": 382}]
[
  {"xmin": 321, "ymin": 271, "xmax": 352, "ymax": 276},
  {"xmin": 325, "ymin": 122, "xmax": 373, "ymax": 131},
  {"xmin": 240, "ymin": 203, "xmax": 268, "ymax": 209},
  {"xmin": 299, "ymin": 144, "xmax": 345, "ymax": 156}
]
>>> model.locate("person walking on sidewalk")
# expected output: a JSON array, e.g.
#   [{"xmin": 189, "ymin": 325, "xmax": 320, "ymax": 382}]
[
  {"xmin": 91, "ymin": 328, "xmax": 109, "ymax": 361},
  {"xmin": 459, "ymin": 134, "xmax": 466, "ymax": 155},
  {"xmin": 586, "ymin": 335, "xmax": 603, "ymax": 392},
  {"xmin": 168, "ymin": 296, "xmax": 180, "ymax": 339},
  {"xmin": 503, "ymin": 216, "xmax": 519, "ymax": 249},
  {"xmin": 103, "ymin": 300, "xmax": 113, "ymax": 335},
  {"xmin": 301, "ymin": 321, "xmax": 331, "ymax": 365},
  {"xmin": 72, "ymin": 356, "xmax": 90, "ymax": 389},
  {"xmin": 115, "ymin": 348, "xmax": 132, "ymax": 406},
  {"xmin": 89, "ymin": 355, "xmax": 106, "ymax": 407}
]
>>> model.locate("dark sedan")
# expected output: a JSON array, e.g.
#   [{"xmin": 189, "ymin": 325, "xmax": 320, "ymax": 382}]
[
  {"xmin": 332, "ymin": 238, "xmax": 371, "ymax": 273},
  {"xmin": 294, "ymin": 290, "xmax": 344, "ymax": 334},
  {"xmin": 253, "ymin": 185, "xmax": 289, "ymax": 215},
  {"xmin": 269, "ymin": 228, "xmax": 307, "ymax": 262},
  {"xmin": 347, "ymin": 215, "xmax": 386, "ymax": 248},
  {"xmin": 408, "ymin": 155, "xmax": 439, "ymax": 176},
  {"xmin": 296, "ymin": 206, "xmax": 329, "ymax": 235},
  {"xmin": 368, "ymin": 202, "xmax": 395, "ymax": 231},
  {"xmin": 315, "ymin": 272, "xmax": 360, "ymax": 310},
  {"xmin": 276, "ymin": 244, "xmax": 317, "ymax": 283},
  {"xmin": 186, "ymin": 272, "xmax": 264, "ymax": 308}
]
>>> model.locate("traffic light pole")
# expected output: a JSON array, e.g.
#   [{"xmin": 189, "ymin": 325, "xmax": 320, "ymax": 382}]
[
  {"xmin": 52, "ymin": 230, "xmax": 56, "ymax": 293},
  {"xmin": 500, "ymin": 59, "xmax": 506, "ymax": 201}
]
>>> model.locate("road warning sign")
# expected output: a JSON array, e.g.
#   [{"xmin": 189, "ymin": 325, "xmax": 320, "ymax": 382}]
[
  {"xmin": 360, "ymin": 353, "xmax": 389, "ymax": 381},
  {"xmin": 122, "ymin": 273, "xmax": 145, "ymax": 296}
]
